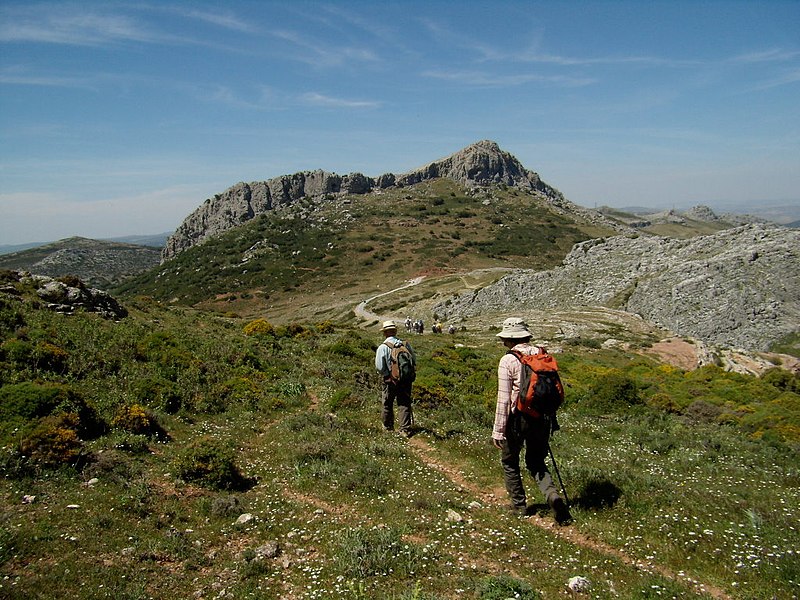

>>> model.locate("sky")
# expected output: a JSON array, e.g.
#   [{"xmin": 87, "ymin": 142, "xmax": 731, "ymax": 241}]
[{"xmin": 1, "ymin": 1, "xmax": 799, "ymax": 245}]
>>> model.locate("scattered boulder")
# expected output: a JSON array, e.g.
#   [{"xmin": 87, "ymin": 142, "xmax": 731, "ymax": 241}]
[{"xmin": 1, "ymin": 271, "xmax": 127, "ymax": 320}]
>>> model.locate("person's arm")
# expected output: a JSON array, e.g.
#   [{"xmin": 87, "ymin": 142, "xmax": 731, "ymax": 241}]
[
  {"xmin": 492, "ymin": 356, "xmax": 513, "ymax": 445},
  {"xmin": 375, "ymin": 342, "xmax": 389, "ymax": 375}
]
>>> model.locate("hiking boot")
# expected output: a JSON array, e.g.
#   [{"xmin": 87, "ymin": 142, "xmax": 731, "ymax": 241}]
[
  {"xmin": 550, "ymin": 497, "xmax": 573, "ymax": 525},
  {"xmin": 508, "ymin": 503, "xmax": 528, "ymax": 516}
]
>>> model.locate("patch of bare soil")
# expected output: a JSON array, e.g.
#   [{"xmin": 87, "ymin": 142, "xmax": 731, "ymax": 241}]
[{"xmin": 643, "ymin": 337, "xmax": 699, "ymax": 370}]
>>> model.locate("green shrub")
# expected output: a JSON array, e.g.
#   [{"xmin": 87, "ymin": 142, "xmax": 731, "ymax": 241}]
[
  {"xmin": 0, "ymin": 382, "xmax": 105, "ymax": 440},
  {"xmin": 215, "ymin": 376, "xmax": 262, "ymax": 410},
  {"xmin": 0, "ymin": 296, "xmax": 25, "ymax": 336},
  {"xmin": 413, "ymin": 379, "xmax": 450, "ymax": 409},
  {"xmin": 762, "ymin": 368, "xmax": 800, "ymax": 393},
  {"xmin": 111, "ymin": 404, "xmax": 168, "ymax": 440},
  {"xmin": 243, "ymin": 318, "xmax": 274, "ymax": 336},
  {"xmin": 174, "ymin": 436, "xmax": 251, "ymax": 491},
  {"xmin": 582, "ymin": 370, "xmax": 641, "ymax": 412},
  {"xmin": 1, "ymin": 338, "xmax": 69, "ymax": 374},
  {"xmin": 316, "ymin": 321, "xmax": 335, "ymax": 334},
  {"xmin": 133, "ymin": 376, "xmax": 182, "ymax": 414},
  {"xmin": 19, "ymin": 413, "xmax": 89, "ymax": 469}
]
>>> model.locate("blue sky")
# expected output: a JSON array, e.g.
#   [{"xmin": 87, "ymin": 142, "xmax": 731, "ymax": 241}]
[{"xmin": 1, "ymin": 1, "xmax": 799, "ymax": 245}]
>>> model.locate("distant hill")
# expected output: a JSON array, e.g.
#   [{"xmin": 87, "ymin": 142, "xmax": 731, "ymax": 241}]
[
  {"xmin": 596, "ymin": 204, "xmax": 774, "ymax": 238},
  {"xmin": 0, "ymin": 236, "xmax": 162, "ymax": 289},
  {"xmin": 0, "ymin": 232, "xmax": 169, "ymax": 257},
  {"xmin": 435, "ymin": 223, "xmax": 800, "ymax": 352}
]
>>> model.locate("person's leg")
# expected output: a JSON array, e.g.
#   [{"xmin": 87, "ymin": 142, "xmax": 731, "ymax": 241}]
[
  {"xmin": 523, "ymin": 416, "xmax": 572, "ymax": 524},
  {"xmin": 523, "ymin": 416, "xmax": 559, "ymax": 503},
  {"xmin": 396, "ymin": 382, "xmax": 413, "ymax": 435},
  {"xmin": 381, "ymin": 382, "xmax": 395, "ymax": 430},
  {"xmin": 501, "ymin": 413, "xmax": 527, "ymax": 510}
]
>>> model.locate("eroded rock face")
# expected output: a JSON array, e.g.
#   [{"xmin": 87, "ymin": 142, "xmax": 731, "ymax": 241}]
[
  {"xmin": 4, "ymin": 271, "xmax": 128, "ymax": 320},
  {"xmin": 161, "ymin": 140, "xmax": 617, "ymax": 261},
  {"xmin": 434, "ymin": 224, "xmax": 800, "ymax": 351}
]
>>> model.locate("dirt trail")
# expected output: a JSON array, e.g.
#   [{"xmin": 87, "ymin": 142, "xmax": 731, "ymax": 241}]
[
  {"xmin": 354, "ymin": 276, "xmax": 426, "ymax": 323},
  {"xmin": 408, "ymin": 436, "xmax": 732, "ymax": 600}
]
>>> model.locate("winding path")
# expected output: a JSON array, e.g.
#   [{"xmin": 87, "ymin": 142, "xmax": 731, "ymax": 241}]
[{"xmin": 353, "ymin": 276, "xmax": 426, "ymax": 323}]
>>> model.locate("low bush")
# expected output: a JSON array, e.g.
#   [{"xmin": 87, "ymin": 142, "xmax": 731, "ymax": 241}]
[
  {"xmin": 19, "ymin": 413, "xmax": 89, "ymax": 469},
  {"xmin": 111, "ymin": 403, "xmax": 168, "ymax": 440},
  {"xmin": 582, "ymin": 370, "xmax": 642, "ymax": 412},
  {"xmin": 243, "ymin": 318, "xmax": 274, "ymax": 336},
  {"xmin": 174, "ymin": 436, "xmax": 252, "ymax": 491},
  {"xmin": 0, "ymin": 381, "xmax": 105, "ymax": 442},
  {"xmin": 413, "ymin": 379, "xmax": 450, "ymax": 409}
]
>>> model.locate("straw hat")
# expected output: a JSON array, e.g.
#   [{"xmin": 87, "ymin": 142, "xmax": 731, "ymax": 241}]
[{"xmin": 381, "ymin": 320, "xmax": 398, "ymax": 332}]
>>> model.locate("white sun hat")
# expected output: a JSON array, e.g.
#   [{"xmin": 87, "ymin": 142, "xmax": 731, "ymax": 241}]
[{"xmin": 496, "ymin": 317, "xmax": 531, "ymax": 339}]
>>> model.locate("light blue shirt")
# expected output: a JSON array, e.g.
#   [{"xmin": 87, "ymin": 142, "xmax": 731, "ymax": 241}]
[{"xmin": 375, "ymin": 335, "xmax": 415, "ymax": 377}]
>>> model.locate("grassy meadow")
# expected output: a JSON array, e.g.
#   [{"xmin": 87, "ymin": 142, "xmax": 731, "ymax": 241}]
[{"xmin": 1, "ymin": 276, "xmax": 799, "ymax": 599}]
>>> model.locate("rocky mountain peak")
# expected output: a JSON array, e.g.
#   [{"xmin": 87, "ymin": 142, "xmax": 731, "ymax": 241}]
[
  {"xmin": 162, "ymin": 141, "xmax": 577, "ymax": 260},
  {"xmin": 395, "ymin": 139, "xmax": 547, "ymax": 191}
]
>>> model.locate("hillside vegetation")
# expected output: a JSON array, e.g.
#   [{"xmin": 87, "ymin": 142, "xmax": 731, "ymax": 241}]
[
  {"xmin": 115, "ymin": 179, "xmax": 613, "ymax": 322},
  {"xmin": 1, "ymin": 272, "xmax": 799, "ymax": 599}
]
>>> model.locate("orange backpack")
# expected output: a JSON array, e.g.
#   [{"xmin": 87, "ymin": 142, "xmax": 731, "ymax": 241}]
[{"xmin": 508, "ymin": 348, "xmax": 564, "ymax": 417}]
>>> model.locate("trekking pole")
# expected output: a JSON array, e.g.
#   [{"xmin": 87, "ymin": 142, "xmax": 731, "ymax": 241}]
[{"xmin": 548, "ymin": 444, "xmax": 570, "ymax": 507}]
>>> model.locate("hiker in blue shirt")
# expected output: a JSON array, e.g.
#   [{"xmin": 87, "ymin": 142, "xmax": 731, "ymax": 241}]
[{"xmin": 375, "ymin": 320, "xmax": 416, "ymax": 437}]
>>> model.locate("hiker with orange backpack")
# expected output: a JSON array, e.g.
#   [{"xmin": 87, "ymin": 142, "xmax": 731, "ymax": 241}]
[
  {"xmin": 492, "ymin": 317, "xmax": 573, "ymax": 524},
  {"xmin": 375, "ymin": 320, "xmax": 416, "ymax": 437}
]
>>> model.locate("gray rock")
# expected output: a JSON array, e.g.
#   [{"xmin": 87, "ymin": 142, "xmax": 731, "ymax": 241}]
[
  {"xmin": 434, "ymin": 224, "xmax": 799, "ymax": 351},
  {"xmin": 8, "ymin": 271, "xmax": 128, "ymax": 319}
]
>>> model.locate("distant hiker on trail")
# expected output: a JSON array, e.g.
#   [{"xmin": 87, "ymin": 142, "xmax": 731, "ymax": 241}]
[
  {"xmin": 405, "ymin": 316, "xmax": 412, "ymax": 333},
  {"xmin": 492, "ymin": 317, "xmax": 572, "ymax": 524},
  {"xmin": 375, "ymin": 320, "xmax": 416, "ymax": 438}
]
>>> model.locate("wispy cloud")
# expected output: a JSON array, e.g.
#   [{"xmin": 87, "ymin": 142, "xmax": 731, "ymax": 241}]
[
  {"xmin": 181, "ymin": 8, "xmax": 256, "ymax": 33},
  {"xmin": 750, "ymin": 68, "xmax": 800, "ymax": 91},
  {"xmin": 0, "ymin": 66, "xmax": 92, "ymax": 88},
  {"xmin": 300, "ymin": 92, "xmax": 380, "ymax": 109},
  {"xmin": 271, "ymin": 29, "xmax": 380, "ymax": 68},
  {"xmin": 0, "ymin": 5, "xmax": 158, "ymax": 45},
  {"xmin": 423, "ymin": 69, "xmax": 595, "ymax": 88},
  {"xmin": 732, "ymin": 48, "xmax": 800, "ymax": 64}
]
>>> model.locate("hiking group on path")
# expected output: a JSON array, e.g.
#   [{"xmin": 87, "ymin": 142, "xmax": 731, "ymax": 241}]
[{"xmin": 374, "ymin": 316, "xmax": 573, "ymax": 526}]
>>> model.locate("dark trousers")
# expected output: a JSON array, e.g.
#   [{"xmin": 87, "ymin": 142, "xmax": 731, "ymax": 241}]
[
  {"xmin": 500, "ymin": 411, "xmax": 558, "ymax": 508},
  {"xmin": 382, "ymin": 380, "xmax": 413, "ymax": 433}
]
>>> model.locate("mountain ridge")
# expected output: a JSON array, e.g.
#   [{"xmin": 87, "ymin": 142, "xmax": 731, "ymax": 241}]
[{"xmin": 162, "ymin": 140, "xmax": 627, "ymax": 260}]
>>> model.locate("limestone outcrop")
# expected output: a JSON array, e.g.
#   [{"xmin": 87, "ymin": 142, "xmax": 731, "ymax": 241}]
[
  {"xmin": 433, "ymin": 224, "xmax": 799, "ymax": 351},
  {"xmin": 1, "ymin": 271, "xmax": 128, "ymax": 320}
]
